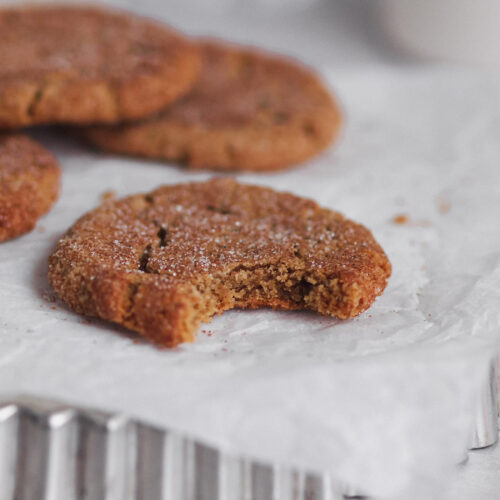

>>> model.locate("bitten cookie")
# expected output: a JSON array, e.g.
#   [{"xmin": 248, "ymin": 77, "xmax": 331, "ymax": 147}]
[
  {"xmin": 48, "ymin": 179, "xmax": 390, "ymax": 347},
  {"xmin": 0, "ymin": 134, "xmax": 60, "ymax": 242},
  {"xmin": 0, "ymin": 6, "xmax": 200, "ymax": 128},
  {"xmin": 80, "ymin": 40, "xmax": 342, "ymax": 171}
]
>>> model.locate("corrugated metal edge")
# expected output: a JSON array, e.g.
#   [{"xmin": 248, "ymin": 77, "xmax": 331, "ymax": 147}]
[
  {"xmin": 0, "ymin": 396, "xmax": 349, "ymax": 500},
  {"xmin": 470, "ymin": 361, "xmax": 498, "ymax": 449},
  {"xmin": 0, "ymin": 361, "xmax": 497, "ymax": 500}
]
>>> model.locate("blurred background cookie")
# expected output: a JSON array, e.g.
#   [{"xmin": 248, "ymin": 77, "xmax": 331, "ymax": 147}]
[
  {"xmin": 0, "ymin": 134, "xmax": 60, "ymax": 242},
  {"xmin": 79, "ymin": 40, "xmax": 342, "ymax": 172},
  {"xmin": 0, "ymin": 5, "xmax": 200, "ymax": 128}
]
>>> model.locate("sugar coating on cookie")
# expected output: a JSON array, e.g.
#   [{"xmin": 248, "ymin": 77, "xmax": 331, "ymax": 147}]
[
  {"xmin": 0, "ymin": 134, "xmax": 60, "ymax": 242},
  {"xmin": 48, "ymin": 179, "xmax": 390, "ymax": 347},
  {"xmin": 0, "ymin": 6, "xmax": 200, "ymax": 128},
  {"xmin": 81, "ymin": 40, "xmax": 342, "ymax": 171}
]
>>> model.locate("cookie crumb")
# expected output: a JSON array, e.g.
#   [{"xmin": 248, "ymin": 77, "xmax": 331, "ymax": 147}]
[
  {"xmin": 392, "ymin": 214, "xmax": 429, "ymax": 227},
  {"xmin": 100, "ymin": 190, "xmax": 116, "ymax": 203},
  {"xmin": 392, "ymin": 214, "xmax": 408, "ymax": 225}
]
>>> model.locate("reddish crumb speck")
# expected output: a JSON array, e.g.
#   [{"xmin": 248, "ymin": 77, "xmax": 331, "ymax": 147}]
[
  {"xmin": 222, "ymin": 348, "xmax": 227, "ymax": 352},
  {"xmin": 392, "ymin": 214, "xmax": 430, "ymax": 227},
  {"xmin": 392, "ymin": 214, "xmax": 408, "ymax": 225}
]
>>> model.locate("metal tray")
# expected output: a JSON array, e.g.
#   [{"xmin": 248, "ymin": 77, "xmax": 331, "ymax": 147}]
[{"xmin": 0, "ymin": 363, "xmax": 497, "ymax": 500}]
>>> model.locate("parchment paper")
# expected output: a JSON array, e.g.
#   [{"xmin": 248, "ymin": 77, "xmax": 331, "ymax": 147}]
[{"xmin": 1, "ymin": 32, "xmax": 500, "ymax": 500}]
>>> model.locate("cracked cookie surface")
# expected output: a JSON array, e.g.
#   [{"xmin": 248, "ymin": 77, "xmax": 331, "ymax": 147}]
[
  {"xmin": 0, "ymin": 5, "xmax": 200, "ymax": 128},
  {"xmin": 0, "ymin": 134, "xmax": 60, "ymax": 242},
  {"xmin": 80, "ymin": 40, "xmax": 342, "ymax": 171},
  {"xmin": 48, "ymin": 179, "xmax": 390, "ymax": 347}
]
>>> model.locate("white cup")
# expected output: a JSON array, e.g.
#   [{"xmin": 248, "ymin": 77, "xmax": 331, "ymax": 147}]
[{"xmin": 379, "ymin": 0, "xmax": 500, "ymax": 65}]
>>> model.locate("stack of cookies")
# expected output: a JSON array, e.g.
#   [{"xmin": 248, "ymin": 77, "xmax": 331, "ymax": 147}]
[{"xmin": 0, "ymin": 5, "xmax": 391, "ymax": 347}]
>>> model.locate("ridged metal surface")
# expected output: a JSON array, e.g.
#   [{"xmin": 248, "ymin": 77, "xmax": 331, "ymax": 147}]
[
  {"xmin": 0, "ymin": 362, "xmax": 497, "ymax": 500},
  {"xmin": 0, "ymin": 396, "xmax": 351, "ymax": 500},
  {"xmin": 469, "ymin": 362, "xmax": 499, "ymax": 449}
]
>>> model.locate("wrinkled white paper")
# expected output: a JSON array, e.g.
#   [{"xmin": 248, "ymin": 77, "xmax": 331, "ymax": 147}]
[{"xmin": 1, "ymin": 66, "xmax": 500, "ymax": 499}]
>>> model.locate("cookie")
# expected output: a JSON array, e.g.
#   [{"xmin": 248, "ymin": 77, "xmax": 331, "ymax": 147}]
[
  {"xmin": 48, "ymin": 179, "xmax": 390, "ymax": 347},
  {"xmin": 80, "ymin": 41, "xmax": 342, "ymax": 171},
  {"xmin": 0, "ymin": 6, "xmax": 200, "ymax": 128},
  {"xmin": 0, "ymin": 134, "xmax": 60, "ymax": 242}
]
